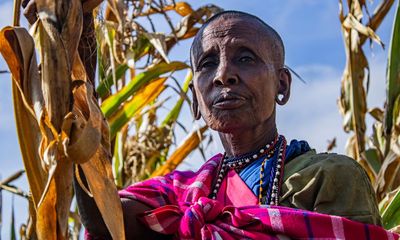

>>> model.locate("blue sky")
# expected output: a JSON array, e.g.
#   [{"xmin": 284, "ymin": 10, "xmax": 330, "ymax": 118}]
[{"xmin": 0, "ymin": 0, "xmax": 397, "ymax": 238}]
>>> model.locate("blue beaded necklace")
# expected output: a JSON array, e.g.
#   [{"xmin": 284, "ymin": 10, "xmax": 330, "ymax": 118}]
[{"xmin": 210, "ymin": 135, "xmax": 287, "ymax": 205}]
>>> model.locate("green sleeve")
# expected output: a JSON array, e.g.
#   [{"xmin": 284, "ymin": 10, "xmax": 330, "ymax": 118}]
[{"xmin": 280, "ymin": 151, "xmax": 382, "ymax": 225}]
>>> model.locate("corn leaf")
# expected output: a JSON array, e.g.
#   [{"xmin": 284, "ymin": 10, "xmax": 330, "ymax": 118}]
[
  {"xmin": 69, "ymin": 82, "xmax": 126, "ymax": 239},
  {"xmin": 362, "ymin": 148, "xmax": 382, "ymax": 176},
  {"xmin": 172, "ymin": 2, "xmax": 194, "ymax": 16},
  {"xmin": 143, "ymin": 32, "xmax": 170, "ymax": 63},
  {"xmin": 375, "ymin": 151, "xmax": 400, "ymax": 199},
  {"xmin": 113, "ymin": 129, "xmax": 126, "ymax": 188},
  {"xmin": 161, "ymin": 70, "xmax": 192, "ymax": 127},
  {"xmin": 0, "ymin": 27, "xmax": 46, "ymax": 208},
  {"xmin": 101, "ymin": 61, "xmax": 188, "ymax": 118},
  {"xmin": 97, "ymin": 63, "xmax": 129, "ymax": 98},
  {"xmin": 108, "ymin": 77, "xmax": 167, "ymax": 138},
  {"xmin": 2, "ymin": 2, "xmax": 125, "ymax": 238},
  {"xmin": 382, "ymin": 189, "xmax": 400, "ymax": 229},
  {"xmin": 369, "ymin": 107, "xmax": 384, "ymax": 122},
  {"xmin": 384, "ymin": 1, "xmax": 400, "ymax": 143},
  {"xmin": 339, "ymin": 1, "xmax": 371, "ymax": 178},
  {"xmin": 33, "ymin": 1, "xmax": 84, "ymax": 237},
  {"xmin": 80, "ymin": 145, "xmax": 126, "ymax": 240},
  {"xmin": 140, "ymin": 2, "xmax": 194, "ymax": 16},
  {"xmin": 342, "ymin": 13, "xmax": 384, "ymax": 47}
]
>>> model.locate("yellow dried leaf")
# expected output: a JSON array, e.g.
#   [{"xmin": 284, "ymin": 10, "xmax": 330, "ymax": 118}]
[
  {"xmin": 172, "ymin": 2, "xmax": 194, "ymax": 16},
  {"xmin": 107, "ymin": 77, "xmax": 168, "ymax": 137},
  {"xmin": 375, "ymin": 151, "xmax": 400, "ymax": 200},
  {"xmin": 67, "ymin": 82, "xmax": 102, "ymax": 164},
  {"xmin": 36, "ymin": 178, "xmax": 57, "ymax": 240},
  {"xmin": 0, "ymin": 27, "xmax": 46, "ymax": 207},
  {"xmin": 342, "ymin": 13, "xmax": 384, "ymax": 46},
  {"xmin": 81, "ymin": 146, "xmax": 126, "ymax": 240}
]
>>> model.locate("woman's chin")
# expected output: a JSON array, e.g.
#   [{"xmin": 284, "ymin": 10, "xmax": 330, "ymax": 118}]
[
  {"xmin": 204, "ymin": 110, "xmax": 257, "ymax": 133},
  {"xmin": 209, "ymin": 121, "xmax": 250, "ymax": 134}
]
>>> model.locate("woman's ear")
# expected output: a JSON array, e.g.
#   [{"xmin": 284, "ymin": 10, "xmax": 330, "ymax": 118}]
[
  {"xmin": 276, "ymin": 68, "xmax": 292, "ymax": 105},
  {"xmin": 189, "ymin": 83, "xmax": 201, "ymax": 120}
]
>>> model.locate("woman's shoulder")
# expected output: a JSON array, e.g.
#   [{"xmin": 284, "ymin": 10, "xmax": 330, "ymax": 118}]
[
  {"xmin": 281, "ymin": 150, "xmax": 381, "ymax": 225},
  {"xmin": 284, "ymin": 150, "xmax": 367, "ymax": 181}
]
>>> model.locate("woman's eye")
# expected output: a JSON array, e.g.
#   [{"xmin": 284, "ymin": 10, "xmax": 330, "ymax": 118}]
[
  {"xmin": 239, "ymin": 56, "xmax": 254, "ymax": 63},
  {"xmin": 200, "ymin": 60, "xmax": 217, "ymax": 69}
]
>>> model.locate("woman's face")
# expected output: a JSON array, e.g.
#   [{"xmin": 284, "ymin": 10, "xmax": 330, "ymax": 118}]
[{"xmin": 191, "ymin": 16, "xmax": 289, "ymax": 133}]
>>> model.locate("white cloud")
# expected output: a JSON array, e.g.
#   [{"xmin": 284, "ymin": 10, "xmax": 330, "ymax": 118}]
[
  {"xmin": 277, "ymin": 52, "xmax": 387, "ymax": 154},
  {"xmin": 277, "ymin": 72, "xmax": 347, "ymax": 153}
]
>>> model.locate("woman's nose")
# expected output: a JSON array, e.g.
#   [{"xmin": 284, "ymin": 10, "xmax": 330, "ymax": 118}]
[{"xmin": 213, "ymin": 62, "xmax": 239, "ymax": 86}]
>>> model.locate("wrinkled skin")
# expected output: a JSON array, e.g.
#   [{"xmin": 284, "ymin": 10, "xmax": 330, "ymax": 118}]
[{"xmin": 190, "ymin": 16, "xmax": 291, "ymax": 157}]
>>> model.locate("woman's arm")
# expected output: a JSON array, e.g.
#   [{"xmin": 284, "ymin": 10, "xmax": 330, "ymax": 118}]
[
  {"xmin": 73, "ymin": 167, "xmax": 110, "ymax": 238},
  {"xmin": 74, "ymin": 166, "xmax": 171, "ymax": 239}
]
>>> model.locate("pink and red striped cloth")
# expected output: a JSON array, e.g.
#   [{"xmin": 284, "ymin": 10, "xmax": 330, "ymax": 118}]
[{"xmin": 91, "ymin": 154, "xmax": 399, "ymax": 239}]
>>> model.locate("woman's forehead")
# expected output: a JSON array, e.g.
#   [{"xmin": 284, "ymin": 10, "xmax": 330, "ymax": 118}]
[
  {"xmin": 190, "ymin": 15, "xmax": 284, "ymax": 67},
  {"xmin": 193, "ymin": 18, "xmax": 275, "ymax": 59},
  {"xmin": 201, "ymin": 17, "xmax": 267, "ymax": 42}
]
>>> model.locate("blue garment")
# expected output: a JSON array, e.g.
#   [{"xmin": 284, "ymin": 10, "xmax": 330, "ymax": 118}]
[{"xmin": 239, "ymin": 139, "xmax": 311, "ymax": 200}]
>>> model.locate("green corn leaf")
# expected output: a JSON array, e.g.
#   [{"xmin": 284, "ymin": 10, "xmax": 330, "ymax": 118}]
[
  {"xmin": 384, "ymin": 2, "xmax": 400, "ymax": 143},
  {"xmin": 101, "ymin": 61, "xmax": 188, "ymax": 118},
  {"xmin": 157, "ymin": 70, "xmax": 193, "ymax": 164},
  {"xmin": 134, "ymin": 36, "xmax": 152, "ymax": 61},
  {"xmin": 97, "ymin": 64, "xmax": 129, "ymax": 98},
  {"xmin": 393, "ymin": 95, "xmax": 400, "ymax": 129},
  {"xmin": 112, "ymin": 131, "xmax": 125, "ymax": 188},
  {"xmin": 381, "ymin": 189, "xmax": 400, "ymax": 229},
  {"xmin": 363, "ymin": 148, "xmax": 382, "ymax": 175},
  {"xmin": 161, "ymin": 70, "xmax": 192, "ymax": 127}
]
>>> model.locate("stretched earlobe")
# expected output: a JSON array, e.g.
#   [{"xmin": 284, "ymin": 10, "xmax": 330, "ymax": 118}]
[
  {"xmin": 276, "ymin": 67, "xmax": 292, "ymax": 105},
  {"xmin": 189, "ymin": 83, "xmax": 201, "ymax": 120},
  {"xmin": 191, "ymin": 100, "xmax": 201, "ymax": 120}
]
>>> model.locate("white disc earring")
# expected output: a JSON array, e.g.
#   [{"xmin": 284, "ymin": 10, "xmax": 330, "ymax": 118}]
[{"xmin": 276, "ymin": 94, "xmax": 285, "ymax": 105}]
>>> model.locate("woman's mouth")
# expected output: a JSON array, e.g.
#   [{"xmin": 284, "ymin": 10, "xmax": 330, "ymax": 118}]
[{"xmin": 213, "ymin": 95, "xmax": 246, "ymax": 109}]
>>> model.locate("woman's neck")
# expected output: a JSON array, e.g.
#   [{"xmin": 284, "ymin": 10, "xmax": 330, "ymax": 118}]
[{"xmin": 219, "ymin": 120, "xmax": 278, "ymax": 157}]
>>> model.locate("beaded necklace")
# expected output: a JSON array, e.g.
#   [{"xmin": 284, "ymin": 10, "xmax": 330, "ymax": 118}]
[
  {"xmin": 260, "ymin": 136, "xmax": 287, "ymax": 205},
  {"xmin": 210, "ymin": 135, "xmax": 287, "ymax": 205}
]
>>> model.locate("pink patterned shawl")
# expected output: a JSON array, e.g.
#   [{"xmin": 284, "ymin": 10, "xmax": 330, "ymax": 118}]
[{"xmin": 115, "ymin": 154, "xmax": 399, "ymax": 240}]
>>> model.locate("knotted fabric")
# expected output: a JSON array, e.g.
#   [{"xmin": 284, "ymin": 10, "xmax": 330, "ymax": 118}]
[{"xmin": 114, "ymin": 154, "xmax": 399, "ymax": 239}]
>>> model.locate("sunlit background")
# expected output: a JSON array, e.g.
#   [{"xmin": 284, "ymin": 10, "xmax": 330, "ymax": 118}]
[{"xmin": 0, "ymin": 0, "xmax": 396, "ymax": 238}]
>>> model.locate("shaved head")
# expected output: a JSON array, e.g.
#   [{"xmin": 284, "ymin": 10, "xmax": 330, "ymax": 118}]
[{"xmin": 190, "ymin": 11, "xmax": 285, "ymax": 69}]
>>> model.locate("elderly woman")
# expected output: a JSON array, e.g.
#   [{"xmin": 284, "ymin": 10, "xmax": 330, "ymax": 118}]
[
  {"xmin": 21, "ymin": 2, "xmax": 387, "ymax": 238},
  {"xmin": 76, "ymin": 11, "xmax": 387, "ymax": 239}
]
